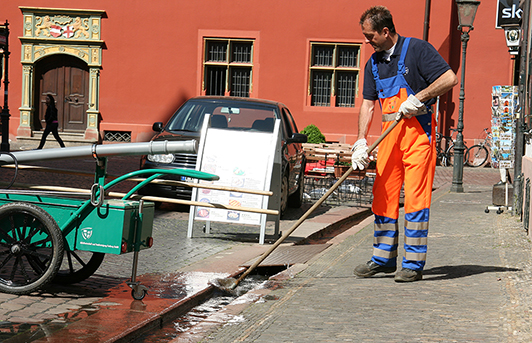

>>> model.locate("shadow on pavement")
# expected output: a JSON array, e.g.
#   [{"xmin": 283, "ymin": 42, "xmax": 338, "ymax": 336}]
[{"xmin": 423, "ymin": 264, "xmax": 520, "ymax": 280}]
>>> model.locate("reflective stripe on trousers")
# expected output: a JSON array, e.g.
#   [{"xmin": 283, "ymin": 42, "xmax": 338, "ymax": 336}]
[{"xmin": 372, "ymin": 209, "xmax": 430, "ymax": 270}]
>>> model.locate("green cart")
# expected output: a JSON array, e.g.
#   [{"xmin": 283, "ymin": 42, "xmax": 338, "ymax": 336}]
[{"xmin": 0, "ymin": 141, "xmax": 218, "ymax": 300}]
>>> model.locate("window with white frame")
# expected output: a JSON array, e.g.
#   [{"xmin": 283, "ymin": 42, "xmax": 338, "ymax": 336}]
[
  {"xmin": 309, "ymin": 43, "xmax": 361, "ymax": 107},
  {"xmin": 203, "ymin": 38, "xmax": 254, "ymax": 97}
]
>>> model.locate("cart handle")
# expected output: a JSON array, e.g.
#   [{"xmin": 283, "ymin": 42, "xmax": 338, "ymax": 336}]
[
  {"xmin": 104, "ymin": 168, "xmax": 220, "ymax": 200},
  {"xmin": 90, "ymin": 184, "xmax": 105, "ymax": 207}
]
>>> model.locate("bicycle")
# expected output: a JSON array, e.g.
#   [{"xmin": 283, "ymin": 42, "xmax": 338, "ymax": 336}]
[
  {"xmin": 436, "ymin": 128, "xmax": 467, "ymax": 167},
  {"xmin": 465, "ymin": 128, "xmax": 491, "ymax": 167}
]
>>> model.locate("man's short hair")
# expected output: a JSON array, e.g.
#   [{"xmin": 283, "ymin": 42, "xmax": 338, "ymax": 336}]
[{"xmin": 360, "ymin": 6, "xmax": 396, "ymax": 34}]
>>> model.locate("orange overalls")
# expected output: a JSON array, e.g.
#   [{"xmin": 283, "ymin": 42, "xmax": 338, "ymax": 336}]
[{"xmin": 369, "ymin": 38, "xmax": 436, "ymax": 271}]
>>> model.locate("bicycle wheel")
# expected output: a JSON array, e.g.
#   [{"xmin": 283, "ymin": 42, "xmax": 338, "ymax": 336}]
[
  {"xmin": 446, "ymin": 143, "xmax": 467, "ymax": 167},
  {"xmin": 465, "ymin": 144, "xmax": 489, "ymax": 167}
]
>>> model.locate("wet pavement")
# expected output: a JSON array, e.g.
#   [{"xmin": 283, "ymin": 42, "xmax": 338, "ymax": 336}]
[
  {"xmin": 0, "ymin": 150, "xmax": 371, "ymax": 342},
  {"xmin": 0, "ymin": 148, "xmax": 517, "ymax": 342}
]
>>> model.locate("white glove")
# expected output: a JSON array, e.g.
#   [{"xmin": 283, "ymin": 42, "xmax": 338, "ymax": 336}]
[
  {"xmin": 351, "ymin": 139, "xmax": 370, "ymax": 170},
  {"xmin": 396, "ymin": 94, "xmax": 425, "ymax": 120}
]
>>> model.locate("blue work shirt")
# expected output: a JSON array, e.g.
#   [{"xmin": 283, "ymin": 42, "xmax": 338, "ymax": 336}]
[{"xmin": 363, "ymin": 35, "xmax": 452, "ymax": 107}]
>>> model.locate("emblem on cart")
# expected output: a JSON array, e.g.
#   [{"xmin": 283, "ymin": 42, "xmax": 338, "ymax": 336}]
[{"xmin": 81, "ymin": 228, "xmax": 93, "ymax": 240}]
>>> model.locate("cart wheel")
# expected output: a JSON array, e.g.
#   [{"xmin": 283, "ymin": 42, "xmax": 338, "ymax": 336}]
[
  {"xmin": 53, "ymin": 251, "xmax": 105, "ymax": 285},
  {"xmin": 485, "ymin": 208, "xmax": 490, "ymax": 213},
  {"xmin": 497, "ymin": 208, "xmax": 503, "ymax": 214},
  {"xmin": 131, "ymin": 288, "xmax": 147, "ymax": 300},
  {"xmin": 0, "ymin": 202, "xmax": 64, "ymax": 294}
]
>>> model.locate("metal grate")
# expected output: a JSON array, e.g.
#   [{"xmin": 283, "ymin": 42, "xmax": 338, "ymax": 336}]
[
  {"xmin": 104, "ymin": 131, "xmax": 131, "ymax": 142},
  {"xmin": 232, "ymin": 42, "xmax": 252, "ymax": 63},
  {"xmin": 337, "ymin": 46, "xmax": 358, "ymax": 67},
  {"xmin": 207, "ymin": 41, "xmax": 227, "ymax": 62},
  {"xmin": 311, "ymin": 71, "xmax": 332, "ymax": 106},
  {"xmin": 335, "ymin": 71, "xmax": 356, "ymax": 107},
  {"xmin": 230, "ymin": 67, "xmax": 250, "ymax": 97},
  {"xmin": 172, "ymin": 153, "xmax": 198, "ymax": 169},
  {"xmin": 242, "ymin": 244, "xmax": 331, "ymax": 267},
  {"xmin": 304, "ymin": 175, "xmax": 374, "ymax": 207},
  {"xmin": 313, "ymin": 46, "xmax": 334, "ymax": 66},
  {"xmin": 206, "ymin": 66, "xmax": 226, "ymax": 96}
]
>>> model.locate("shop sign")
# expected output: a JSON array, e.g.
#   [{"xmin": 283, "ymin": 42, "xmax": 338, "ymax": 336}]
[{"xmin": 496, "ymin": 0, "xmax": 523, "ymax": 28}]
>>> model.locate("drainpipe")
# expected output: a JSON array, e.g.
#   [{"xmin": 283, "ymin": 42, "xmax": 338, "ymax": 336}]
[
  {"xmin": 515, "ymin": 0, "xmax": 530, "ymax": 216},
  {"xmin": 423, "ymin": 0, "xmax": 431, "ymax": 41},
  {"xmin": 423, "ymin": 0, "xmax": 441, "ymax": 133}
]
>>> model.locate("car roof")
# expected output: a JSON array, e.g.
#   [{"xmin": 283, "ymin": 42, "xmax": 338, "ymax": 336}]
[{"xmin": 190, "ymin": 96, "xmax": 286, "ymax": 108}]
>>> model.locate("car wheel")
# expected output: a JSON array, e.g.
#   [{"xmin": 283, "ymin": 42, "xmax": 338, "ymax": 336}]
[
  {"xmin": 288, "ymin": 168, "xmax": 305, "ymax": 209},
  {"xmin": 280, "ymin": 173, "xmax": 289, "ymax": 215}
]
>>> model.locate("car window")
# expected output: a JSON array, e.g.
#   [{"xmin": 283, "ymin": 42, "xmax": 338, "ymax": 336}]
[
  {"xmin": 166, "ymin": 102, "xmax": 211, "ymax": 132},
  {"xmin": 284, "ymin": 108, "xmax": 299, "ymax": 134},
  {"xmin": 211, "ymin": 106, "xmax": 276, "ymax": 132},
  {"xmin": 165, "ymin": 99, "xmax": 278, "ymax": 133},
  {"xmin": 281, "ymin": 108, "xmax": 295, "ymax": 138}
]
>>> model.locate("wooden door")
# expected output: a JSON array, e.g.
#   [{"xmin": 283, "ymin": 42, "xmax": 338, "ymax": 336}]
[{"xmin": 35, "ymin": 55, "xmax": 89, "ymax": 132}]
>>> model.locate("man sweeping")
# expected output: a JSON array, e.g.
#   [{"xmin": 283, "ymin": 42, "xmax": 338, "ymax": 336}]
[{"xmin": 352, "ymin": 6, "xmax": 458, "ymax": 282}]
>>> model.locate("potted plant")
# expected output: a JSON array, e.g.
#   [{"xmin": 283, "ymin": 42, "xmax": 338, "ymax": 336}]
[{"xmin": 300, "ymin": 124, "xmax": 326, "ymax": 144}]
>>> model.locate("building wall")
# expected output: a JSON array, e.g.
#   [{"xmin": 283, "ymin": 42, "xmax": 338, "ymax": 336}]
[{"xmin": 1, "ymin": 1, "xmax": 514, "ymax": 145}]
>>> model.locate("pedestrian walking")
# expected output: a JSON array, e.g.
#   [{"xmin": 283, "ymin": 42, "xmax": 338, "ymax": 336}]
[
  {"xmin": 351, "ymin": 6, "xmax": 458, "ymax": 282},
  {"xmin": 37, "ymin": 94, "xmax": 65, "ymax": 149}
]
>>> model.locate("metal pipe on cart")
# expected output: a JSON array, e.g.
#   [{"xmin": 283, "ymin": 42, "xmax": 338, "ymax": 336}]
[{"xmin": 0, "ymin": 140, "xmax": 198, "ymax": 165}]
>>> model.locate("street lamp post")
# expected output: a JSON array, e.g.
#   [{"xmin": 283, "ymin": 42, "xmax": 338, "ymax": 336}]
[
  {"xmin": 451, "ymin": 0, "xmax": 480, "ymax": 193},
  {"xmin": 0, "ymin": 21, "xmax": 10, "ymax": 152}
]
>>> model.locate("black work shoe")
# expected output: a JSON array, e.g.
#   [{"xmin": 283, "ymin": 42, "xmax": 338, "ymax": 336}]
[
  {"xmin": 394, "ymin": 268, "xmax": 423, "ymax": 282},
  {"xmin": 354, "ymin": 261, "xmax": 396, "ymax": 277}
]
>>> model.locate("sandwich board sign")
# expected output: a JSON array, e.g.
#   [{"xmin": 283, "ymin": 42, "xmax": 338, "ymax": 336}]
[{"xmin": 187, "ymin": 114, "xmax": 281, "ymax": 244}]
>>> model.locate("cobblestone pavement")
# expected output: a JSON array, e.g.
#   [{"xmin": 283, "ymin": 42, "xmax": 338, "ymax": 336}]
[
  {"xmin": 0, "ymin": 152, "xmax": 368, "ymax": 341},
  {"xmin": 198, "ymin": 168, "xmax": 532, "ymax": 342},
  {"xmin": 0, "ymin": 152, "xmax": 520, "ymax": 342}
]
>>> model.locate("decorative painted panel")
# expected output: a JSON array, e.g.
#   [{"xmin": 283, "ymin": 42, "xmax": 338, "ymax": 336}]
[
  {"xmin": 19, "ymin": 7, "xmax": 104, "ymax": 67},
  {"xmin": 17, "ymin": 7, "xmax": 105, "ymax": 140}
]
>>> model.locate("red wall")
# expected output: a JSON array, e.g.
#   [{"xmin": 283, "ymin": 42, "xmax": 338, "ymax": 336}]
[{"xmin": 1, "ymin": 1, "xmax": 515, "ymax": 145}]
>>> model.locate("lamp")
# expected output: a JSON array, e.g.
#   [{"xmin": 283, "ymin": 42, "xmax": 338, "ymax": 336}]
[
  {"xmin": 503, "ymin": 24, "xmax": 521, "ymax": 55},
  {"xmin": 451, "ymin": 0, "xmax": 480, "ymax": 193},
  {"xmin": 456, "ymin": 0, "xmax": 480, "ymax": 29}
]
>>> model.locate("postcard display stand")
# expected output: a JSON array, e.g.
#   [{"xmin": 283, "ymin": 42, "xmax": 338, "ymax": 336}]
[
  {"xmin": 187, "ymin": 115, "xmax": 282, "ymax": 244},
  {"xmin": 487, "ymin": 85, "xmax": 518, "ymax": 213}
]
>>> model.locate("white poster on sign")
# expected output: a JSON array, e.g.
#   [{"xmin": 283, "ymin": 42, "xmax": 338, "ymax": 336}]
[{"xmin": 193, "ymin": 128, "xmax": 275, "ymax": 225}]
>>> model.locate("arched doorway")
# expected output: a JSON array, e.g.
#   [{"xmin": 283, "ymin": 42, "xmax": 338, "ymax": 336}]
[{"xmin": 34, "ymin": 55, "xmax": 89, "ymax": 132}]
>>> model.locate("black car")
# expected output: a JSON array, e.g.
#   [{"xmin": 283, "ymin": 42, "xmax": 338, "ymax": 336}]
[{"xmin": 139, "ymin": 96, "xmax": 307, "ymax": 214}]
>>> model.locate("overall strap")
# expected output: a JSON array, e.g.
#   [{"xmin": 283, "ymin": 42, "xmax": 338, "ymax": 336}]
[
  {"xmin": 370, "ymin": 53, "xmax": 380, "ymax": 81},
  {"xmin": 370, "ymin": 37, "xmax": 411, "ymax": 82},
  {"xmin": 397, "ymin": 37, "xmax": 411, "ymax": 75}
]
